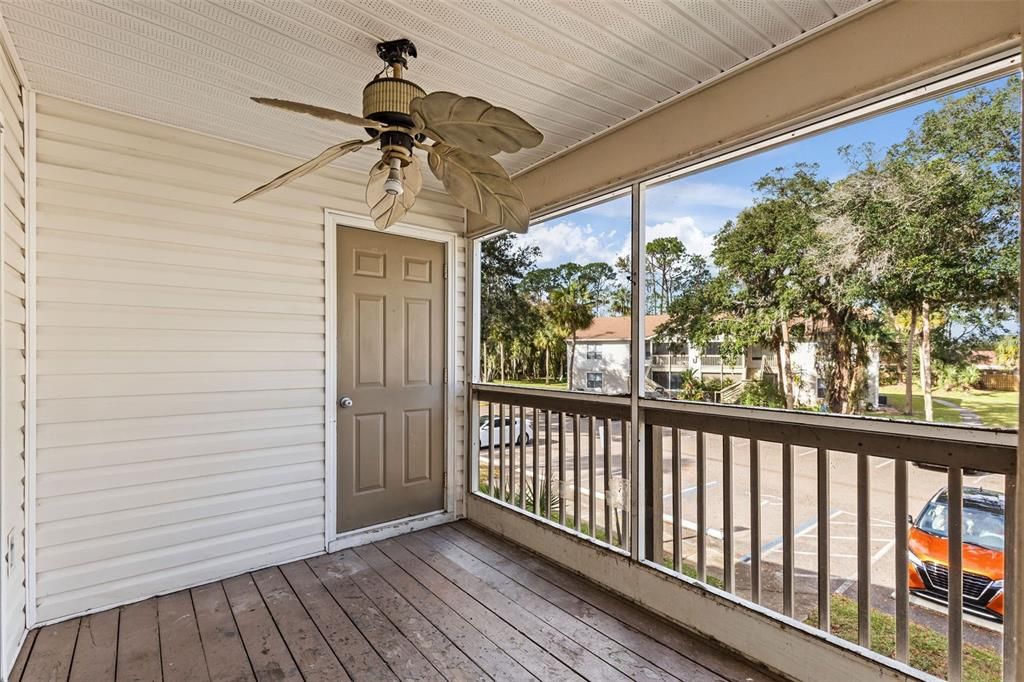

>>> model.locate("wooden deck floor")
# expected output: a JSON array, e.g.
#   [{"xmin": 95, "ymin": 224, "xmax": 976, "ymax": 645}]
[{"xmin": 11, "ymin": 522, "xmax": 778, "ymax": 681}]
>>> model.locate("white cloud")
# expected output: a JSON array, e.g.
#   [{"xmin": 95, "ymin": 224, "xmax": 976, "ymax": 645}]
[
  {"xmin": 647, "ymin": 179, "xmax": 753, "ymax": 222},
  {"xmin": 519, "ymin": 220, "xmax": 623, "ymax": 267},
  {"xmin": 520, "ymin": 216, "xmax": 718, "ymax": 271},
  {"xmin": 644, "ymin": 216, "xmax": 716, "ymax": 259}
]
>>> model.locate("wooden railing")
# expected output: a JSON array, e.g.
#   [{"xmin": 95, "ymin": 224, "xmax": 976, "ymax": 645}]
[
  {"xmin": 473, "ymin": 384, "xmax": 630, "ymax": 552},
  {"xmin": 470, "ymin": 383, "xmax": 1018, "ymax": 682}
]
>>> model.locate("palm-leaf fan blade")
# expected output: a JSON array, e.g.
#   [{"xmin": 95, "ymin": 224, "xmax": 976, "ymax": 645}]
[
  {"xmin": 427, "ymin": 142, "xmax": 529, "ymax": 233},
  {"xmin": 411, "ymin": 92, "xmax": 543, "ymax": 157},
  {"xmin": 235, "ymin": 139, "xmax": 368, "ymax": 203},
  {"xmin": 252, "ymin": 97, "xmax": 383, "ymax": 129},
  {"xmin": 366, "ymin": 156, "xmax": 423, "ymax": 230}
]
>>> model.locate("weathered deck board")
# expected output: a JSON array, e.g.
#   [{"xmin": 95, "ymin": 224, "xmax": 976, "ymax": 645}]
[
  {"xmin": 353, "ymin": 543, "xmax": 531, "ymax": 681},
  {"xmin": 190, "ymin": 582, "xmax": 254, "ymax": 682},
  {"xmin": 278, "ymin": 560, "xmax": 395, "ymax": 681},
  {"xmin": 13, "ymin": 522, "xmax": 780, "ymax": 682},
  {"xmin": 156, "ymin": 591, "xmax": 210, "ymax": 682},
  {"xmin": 69, "ymin": 610, "xmax": 118, "ymax": 682},
  {"xmin": 117, "ymin": 600, "xmax": 161, "ymax": 682}
]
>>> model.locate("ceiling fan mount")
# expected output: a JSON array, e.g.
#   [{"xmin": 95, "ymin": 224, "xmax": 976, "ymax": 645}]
[
  {"xmin": 236, "ymin": 38, "xmax": 543, "ymax": 233},
  {"xmin": 375, "ymin": 38, "xmax": 417, "ymax": 69}
]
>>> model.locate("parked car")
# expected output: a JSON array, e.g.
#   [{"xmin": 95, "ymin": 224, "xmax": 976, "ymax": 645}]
[
  {"xmin": 908, "ymin": 487, "xmax": 1004, "ymax": 622},
  {"xmin": 479, "ymin": 415, "xmax": 533, "ymax": 447}
]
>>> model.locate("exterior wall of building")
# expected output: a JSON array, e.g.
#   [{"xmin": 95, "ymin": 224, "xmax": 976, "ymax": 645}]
[
  {"xmin": 30, "ymin": 95, "xmax": 464, "ymax": 624},
  {"xmin": 569, "ymin": 339, "xmax": 630, "ymax": 394},
  {"xmin": 0, "ymin": 34, "xmax": 26, "ymax": 676}
]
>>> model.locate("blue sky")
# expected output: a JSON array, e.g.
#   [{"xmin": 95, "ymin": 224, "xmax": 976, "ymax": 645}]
[{"xmin": 518, "ymin": 75, "xmax": 1016, "ymax": 271}]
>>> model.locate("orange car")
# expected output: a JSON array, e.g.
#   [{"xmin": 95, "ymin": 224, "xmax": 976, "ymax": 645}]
[{"xmin": 908, "ymin": 487, "xmax": 1004, "ymax": 622}]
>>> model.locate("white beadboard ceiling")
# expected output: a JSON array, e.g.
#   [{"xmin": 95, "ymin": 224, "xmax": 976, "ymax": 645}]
[{"xmin": 0, "ymin": 0, "xmax": 872, "ymax": 179}]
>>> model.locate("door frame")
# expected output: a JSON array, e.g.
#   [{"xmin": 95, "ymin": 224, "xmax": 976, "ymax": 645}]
[{"xmin": 323, "ymin": 208, "xmax": 459, "ymax": 552}]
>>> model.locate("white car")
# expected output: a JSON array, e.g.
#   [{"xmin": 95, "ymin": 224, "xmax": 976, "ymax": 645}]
[{"xmin": 479, "ymin": 415, "xmax": 533, "ymax": 447}]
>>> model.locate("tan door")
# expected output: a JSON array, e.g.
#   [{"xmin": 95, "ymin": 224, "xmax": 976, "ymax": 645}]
[{"xmin": 337, "ymin": 228, "xmax": 446, "ymax": 532}]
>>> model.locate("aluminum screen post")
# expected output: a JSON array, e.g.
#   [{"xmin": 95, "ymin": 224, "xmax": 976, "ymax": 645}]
[{"xmin": 629, "ymin": 181, "xmax": 646, "ymax": 561}]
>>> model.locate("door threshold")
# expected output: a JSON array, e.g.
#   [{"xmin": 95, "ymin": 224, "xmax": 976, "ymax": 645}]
[{"xmin": 328, "ymin": 510, "xmax": 453, "ymax": 553}]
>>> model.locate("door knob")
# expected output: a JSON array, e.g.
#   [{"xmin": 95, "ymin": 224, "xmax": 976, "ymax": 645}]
[{"xmin": 339, "ymin": 396, "xmax": 354, "ymax": 409}]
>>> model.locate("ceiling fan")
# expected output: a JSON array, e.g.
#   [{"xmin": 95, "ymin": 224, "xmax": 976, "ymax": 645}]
[{"xmin": 235, "ymin": 39, "xmax": 543, "ymax": 233}]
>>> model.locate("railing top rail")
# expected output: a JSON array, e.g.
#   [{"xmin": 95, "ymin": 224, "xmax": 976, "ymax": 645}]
[
  {"xmin": 472, "ymin": 383, "xmax": 630, "ymax": 420},
  {"xmin": 641, "ymin": 397, "xmax": 1016, "ymax": 475}
]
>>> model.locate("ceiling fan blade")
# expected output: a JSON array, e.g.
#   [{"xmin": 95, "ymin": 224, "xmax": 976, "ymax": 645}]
[
  {"xmin": 252, "ymin": 97, "xmax": 384, "ymax": 129},
  {"xmin": 410, "ymin": 91, "xmax": 543, "ymax": 157},
  {"xmin": 426, "ymin": 142, "xmax": 529, "ymax": 233},
  {"xmin": 235, "ymin": 139, "xmax": 368, "ymax": 203},
  {"xmin": 366, "ymin": 156, "xmax": 424, "ymax": 230}
]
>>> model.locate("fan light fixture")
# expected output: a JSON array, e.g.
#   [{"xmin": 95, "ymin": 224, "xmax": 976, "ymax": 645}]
[
  {"xmin": 383, "ymin": 158, "xmax": 404, "ymax": 197},
  {"xmin": 235, "ymin": 39, "xmax": 543, "ymax": 232}
]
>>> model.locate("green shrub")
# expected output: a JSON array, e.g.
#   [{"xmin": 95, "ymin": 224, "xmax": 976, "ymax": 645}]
[{"xmin": 737, "ymin": 377, "xmax": 785, "ymax": 407}]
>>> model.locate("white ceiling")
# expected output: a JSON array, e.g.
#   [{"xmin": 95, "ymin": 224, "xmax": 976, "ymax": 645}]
[{"xmin": 0, "ymin": 0, "xmax": 872, "ymax": 180}]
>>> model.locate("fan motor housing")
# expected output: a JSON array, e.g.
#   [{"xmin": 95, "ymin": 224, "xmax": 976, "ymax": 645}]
[{"xmin": 363, "ymin": 77, "xmax": 425, "ymax": 130}]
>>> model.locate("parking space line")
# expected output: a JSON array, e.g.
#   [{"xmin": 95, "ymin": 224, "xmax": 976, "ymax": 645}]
[
  {"xmin": 663, "ymin": 480, "xmax": 719, "ymax": 498},
  {"xmin": 740, "ymin": 509, "xmax": 841, "ymax": 563}
]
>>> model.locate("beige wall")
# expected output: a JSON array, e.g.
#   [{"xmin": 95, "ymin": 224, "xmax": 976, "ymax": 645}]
[
  {"xmin": 0, "ymin": 32, "xmax": 26, "ymax": 675},
  {"xmin": 31, "ymin": 95, "xmax": 464, "ymax": 622},
  {"xmin": 470, "ymin": 0, "xmax": 1021, "ymax": 230}
]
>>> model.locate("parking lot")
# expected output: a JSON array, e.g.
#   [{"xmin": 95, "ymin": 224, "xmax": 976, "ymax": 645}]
[{"xmin": 478, "ymin": 412, "xmax": 1005, "ymax": 649}]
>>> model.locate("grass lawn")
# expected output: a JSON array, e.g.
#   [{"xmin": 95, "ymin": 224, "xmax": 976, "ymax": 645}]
[
  {"xmin": 806, "ymin": 594, "xmax": 1002, "ymax": 682},
  {"xmin": 879, "ymin": 384, "xmax": 1018, "ymax": 429}
]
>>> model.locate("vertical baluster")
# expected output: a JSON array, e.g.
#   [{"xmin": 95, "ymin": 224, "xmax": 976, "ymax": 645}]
[
  {"xmin": 487, "ymin": 402, "xmax": 494, "ymax": 497},
  {"xmin": 750, "ymin": 440, "xmax": 762, "ymax": 605},
  {"xmin": 532, "ymin": 407, "xmax": 539, "ymax": 515},
  {"xmin": 588, "ymin": 415, "xmax": 596, "ymax": 538},
  {"xmin": 518, "ymin": 405, "xmax": 526, "ymax": 509},
  {"xmin": 818, "ymin": 447, "xmax": 832, "ymax": 633},
  {"xmin": 544, "ymin": 410, "xmax": 553, "ymax": 520},
  {"xmin": 603, "ymin": 417, "xmax": 612, "ymax": 545},
  {"xmin": 723, "ymin": 435, "xmax": 734, "ymax": 594},
  {"xmin": 948, "ymin": 466, "xmax": 963, "ymax": 682},
  {"xmin": 646, "ymin": 424, "xmax": 664, "ymax": 564},
  {"xmin": 558, "ymin": 412, "xmax": 566, "ymax": 526},
  {"xmin": 574, "ymin": 414, "xmax": 582, "ymax": 532},
  {"xmin": 498, "ymin": 403, "xmax": 505, "ymax": 502},
  {"xmin": 783, "ymin": 443, "xmax": 795, "ymax": 617},
  {"xmin": 621, "ymin": 419, "xmax": 630, "ymax": 550},
  {"xmin": 894, "ymin": 458, "xmax": 908, "ymax": 661},
  {"xmin": 672, "ymin": 428, "xmax": 682, "ymax": 571},
  {"xmin": 696, "ymin": 430, "xmax": 707, "ymax": 583},
  {"xmin": 857, "ymin": 452, "xmax": 871, "ymax": 648}
]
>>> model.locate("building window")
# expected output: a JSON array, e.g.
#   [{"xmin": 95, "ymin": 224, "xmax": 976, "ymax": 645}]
[
  {"xmin": 704, "ymin": 342, "xmax": 722, "ymax": 356},
  {"xmin": 586, "ymin": 372, "xmax": 603, "ymax": 389},
  {"xmin": 586, "ymin": 345, "xmax": 602, "ymax": 360},
  {"xmin": 652, "ymin": 341, "xmax": 687, "ymax": 356}
]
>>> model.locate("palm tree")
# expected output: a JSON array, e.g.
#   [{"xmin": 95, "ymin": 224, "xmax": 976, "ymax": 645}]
[
  {"xmin": 549, "ymin": 281, "xmax": 596, "ymax": 391},
  {"xmin": 533, "ymin": 309, "xmax": 564, "ymax": 384}
]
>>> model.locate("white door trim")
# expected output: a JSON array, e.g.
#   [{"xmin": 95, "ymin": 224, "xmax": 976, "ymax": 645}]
[{"xmin": 323, "ymin": 208, "xmax": 458, "ymax": 552}]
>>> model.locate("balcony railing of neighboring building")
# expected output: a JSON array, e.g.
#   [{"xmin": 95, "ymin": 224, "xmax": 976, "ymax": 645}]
[{"xmin": 470, "ymin": 382, "xmax": 1017, "ymax": 682}]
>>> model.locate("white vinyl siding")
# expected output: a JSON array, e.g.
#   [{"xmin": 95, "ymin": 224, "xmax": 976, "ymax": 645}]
[
  {"xmin": 0, "ymin": 37, "xmax": 26, "ymax": 675},
  {"xmin": 32, "ymin": 95, "xmax": 463, "ymax": 623}
]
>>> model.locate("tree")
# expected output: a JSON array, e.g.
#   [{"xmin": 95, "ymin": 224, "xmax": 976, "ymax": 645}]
[
  {"xmin": 480, "ymin": 234, "xmax": 539, "ymax": 381},
  {"xmin": 713, "ymin": 164, "xmax": 828, "ymax": 408},
  {"xmin": 616, "ymin": 237, "xmax": 711, "ymax": 315},
  {"xmin": 995, "ymin": 335, "xmax": 1019, "ymax": 369},
  {"xmin": 837, "ymin": 77, "xmax": 1020, "ymax": 419},
  {"xmin": 549, "ymin": 280, "xmax": 596, "ymax": 390}
]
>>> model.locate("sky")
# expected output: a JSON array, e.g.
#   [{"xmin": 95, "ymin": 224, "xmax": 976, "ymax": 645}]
[{"xmin": 515, "ymin": 75, "xmax": 1017, "ymax": 273}]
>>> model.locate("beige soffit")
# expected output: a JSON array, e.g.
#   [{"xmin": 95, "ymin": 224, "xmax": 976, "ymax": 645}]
[
  {"xmin": 0, "ymin": 0, "xmax": 873, "ymax": 187},
  {"xmin": 468, "ymin": 0, "xmax": 1021, "ymax": 232}
]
